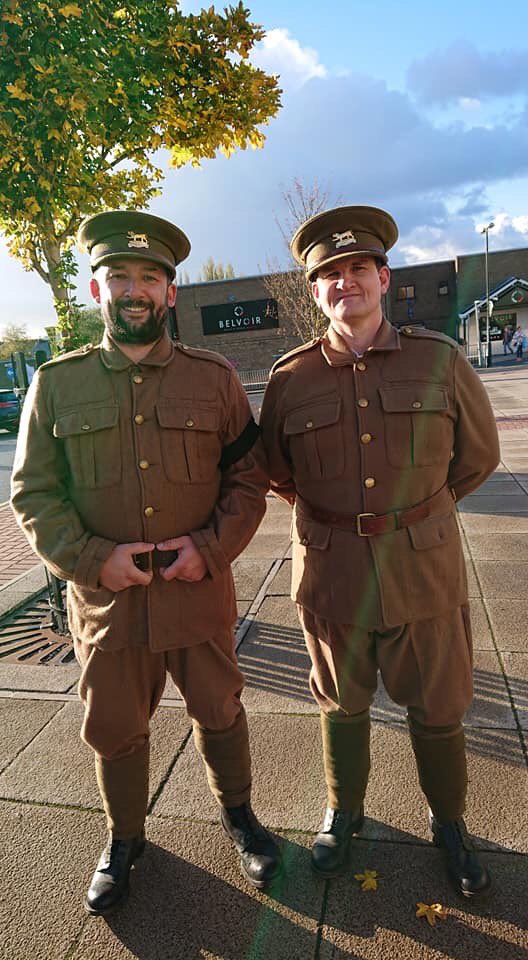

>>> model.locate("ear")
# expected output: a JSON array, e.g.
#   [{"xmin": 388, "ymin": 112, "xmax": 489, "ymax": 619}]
[
  {"xmin": 89, "ymin": 277, "xmax": 101, "ymax": 304},
  {"xmin": 379, "ymin": 265, "xmax": 391, "ymax": 295},
  {"xmin": 167, "ymin": 283, "xmax": 176, "ymax": 308},
  {"xmin": 311, "ymin": 279, "xmax": 320, "ymax": 306}
]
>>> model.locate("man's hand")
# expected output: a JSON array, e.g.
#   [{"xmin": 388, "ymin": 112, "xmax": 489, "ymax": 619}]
[
  {"xmin": 99, "ymin": 542, "xmax": 154, "ymax": 591},
  {"xmin": 157, "ymin": 535, "xmax": 207, "ymax": 582}
]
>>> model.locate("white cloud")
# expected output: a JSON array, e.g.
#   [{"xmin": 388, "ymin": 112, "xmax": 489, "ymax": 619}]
[
  {"xmin": 251, "ymin": 28, "xmax": 326, "ymax": 92},
  {"xmin": 407, "ymin": 41, "xmax": 528, "ymax": 104},
  {"xmin": 459, "ymin": 97, "xmax": 481, "ymax": 111}
]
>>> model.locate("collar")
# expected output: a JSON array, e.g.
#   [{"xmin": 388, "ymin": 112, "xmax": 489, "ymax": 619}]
[
  {"xmin": 100, "ymin": 328, "xmax": 175, "ymax": 371},
  {"xmin": 321, "ymin": 317, "xmax": 401, "ymax": 366}
]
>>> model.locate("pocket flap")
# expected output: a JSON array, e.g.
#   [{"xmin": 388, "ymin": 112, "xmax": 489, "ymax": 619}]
[
  {"xmin": 54, "ymin": 404, "xmax": 119, "ymax": 438},
  {"xmin": 292, "ymin": 514, "xmax": 331, "ymax": 550},
  {"xmin": 284, "ymin": 398, "xmax": 341, "ymax": 435},
  {"xmin": 156, "ymin": 404, "xmax": 220, "ymax": 432},
  {"xmin": 408, "ymin": 511, "xmax": 458, "ymax": 550},
  {"xmin": 379, "ymin": 385, "xmax": 448, "ymax": 413}
]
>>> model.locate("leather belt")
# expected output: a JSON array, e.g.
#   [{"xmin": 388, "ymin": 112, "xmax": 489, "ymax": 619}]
[
  {"xmin": 297, "ymin": 484, "xmax": 455, "ymax": 537},
  {"xmin": 133, "ymin": 548, "xmax": 179, "ymax": 572}
]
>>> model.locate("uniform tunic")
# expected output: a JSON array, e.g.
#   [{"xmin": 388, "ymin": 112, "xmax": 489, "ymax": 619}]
[
  {"xmin": 259, "ymin": 319, "xmax": 500, "ymax": 630},
  {"xmin": 11, "ymin": 330, "xmax": 267, "ymax": 652}
]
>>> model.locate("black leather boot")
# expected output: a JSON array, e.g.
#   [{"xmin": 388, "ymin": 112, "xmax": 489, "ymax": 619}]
[
  {"xmin": 84, "ymin": 834, "xmax": 146, "ymax": 915},
  {"xmin": 430, "ymin": 814, "xmax": 491, "ymax": 897},
  {"xmin": 311, "ymin": 805, "xmax": 364, "ymax": 878},
  {"xmin": 221, "ymin": 803, "xmax": 282, "ymax": 889}
]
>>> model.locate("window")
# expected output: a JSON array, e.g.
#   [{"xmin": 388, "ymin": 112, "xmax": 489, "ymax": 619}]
[
  {"xmin": 397, "ymin": 285, "xmax": 415, "ymax": 300},
  {"xmin": 438, "ymin": 281, "xmax": 449, "ymax": 296}
]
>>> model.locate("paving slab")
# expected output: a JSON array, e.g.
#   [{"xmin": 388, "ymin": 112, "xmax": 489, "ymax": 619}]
[
  {"xmin": 470, "ymin": 598, "xmax": 495, "ymax": 650},
  {"xmin": 458, "ymin": 495, "xmax": 528, "ymax": 514},
  {"xmin": 0, "ymin": 564, "xmax": 46, "ymax": 618},
  {"xmin": 152, "ymin": 716, "xmax": 527, "ymax": 853},
  {"xmin": 501, "ymin": 653, "xmax": 528, "ymax": 731},
  {"xmin": 237, "ymin": 596, "xmax": 315, "ymax": 714},
  {"xmin": 468, "ymin": 534, "xmax": 528, "ymax": 562},
  {"xmin": 485, "ymin": 600, "xmax": 528, "ymax": 653},
  {"xmin": 71, "ymin": 823, "xmax": 323, "ymax": 960},
  {"xmin": 0, "ymin": 661, "xmax": 80, "ymax": 694},
  {"xmin": 466, "ymin": 560, "xmax": 480, "ymax": 598},
  {"xmin": 0, "ymin": 702, "xmax": 191, "ymax": 810},
  {"xmin": 319, "ymin": 843, "xmax": 528, "ymax": 960},
  {"xmin": 231, "ymin": 558, "xmax": 273, "ymax": 601},
  {"xmin": 239, "ymin": 532, "xmax": 291, "ymax": 559},
  {"xmin": 460, "ymin": 513, "xmax": 528, "ymax": 533},
  {"xmin": 0, "ymin": 698, "xmax": 63, "ymax": 774},
  {"xmin": 1, "ymin": 803, "xmax": 103, "ymax": 960},
  {"xmin": 466, "ymin": 652, "xmax": 516, "ymax": 728},
  {"xmin": 475, "ymin": 561, "xmax": 528, "ymax": 600},
  {"xmin": 266, "ymin": 558, "xmax": 292, "ymax": 596},
  {"xmin": 467, "ymin": 479, "xmax": 523, "ymax": 496}
]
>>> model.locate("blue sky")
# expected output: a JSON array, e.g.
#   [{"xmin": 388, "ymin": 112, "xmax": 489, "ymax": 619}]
[{"xmin": 2, "ymin": 0, "xmax": 528, "ymax": 336}]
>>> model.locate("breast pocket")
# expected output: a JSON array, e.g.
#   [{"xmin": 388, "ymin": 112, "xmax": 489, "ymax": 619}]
[
  {"xmin": 54, "ymin": 404, "xmax": 121, "ymax": 489},
  {"xmin": 156, "ymin": 404, "xmax": 222, "ymax": 483},
  {"xmin": 379, "ymin": 384, "xmax": 453, "ymax": 468},
  {"xmin": 284, "ymin": 397, "xmax": 344, "ymax": 479}
]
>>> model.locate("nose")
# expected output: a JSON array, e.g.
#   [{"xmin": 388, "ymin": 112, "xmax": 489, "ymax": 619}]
[
  {"xmin": 339, "ymin": 267, "xmax": 356, "ymax": 289},
  {"xmin": 123, "ymin": 275, "xmax": 144, "ymax": 298}
]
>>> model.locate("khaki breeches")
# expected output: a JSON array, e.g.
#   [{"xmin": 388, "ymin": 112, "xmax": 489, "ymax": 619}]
[
  {"xmin": 298, "ymin": 603, "xmax": 473, "ymax": 726},
  {"xmin": 75, "ymin": 632, "xmax": 245, "ymax": 759}
]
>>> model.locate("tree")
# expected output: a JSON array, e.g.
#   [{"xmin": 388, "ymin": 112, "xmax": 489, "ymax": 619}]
[
  {"xmin": 0, "ymin": 0, "xmax": 280, "ymax": 351},
  {"xmin": 0, "ymin": 323, "xmax": 32, "ymax": 359},
  {"xmin": 199, "ymin": 257, "xmax": 236, "ymax": 281},
  {"xmin": 263, "ymin": 178, "xmax": 339, "ymax": 342}
]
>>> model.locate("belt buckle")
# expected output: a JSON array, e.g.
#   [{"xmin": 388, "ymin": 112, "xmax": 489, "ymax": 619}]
[
  {"xmin": 356, "ymin": 513, "xmax": 376, "ymax": 536},
  {"xmin": 133, "ymin": 551, "xmax": 153, "ymax": 573}
]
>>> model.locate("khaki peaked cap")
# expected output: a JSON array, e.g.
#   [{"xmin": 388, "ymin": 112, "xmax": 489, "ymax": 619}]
[
  {"xmin": 77, "ymin": 210, "xmax": 191, "ymax": 279},
  {"xmin": 291, "ymin": 205, "xmax": 399, "ymax": 280}
]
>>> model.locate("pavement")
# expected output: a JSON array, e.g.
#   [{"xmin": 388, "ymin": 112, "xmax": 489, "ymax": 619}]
[{"xmin": 1, "ymin": 359, "xmax": 527, "ymax": 960}]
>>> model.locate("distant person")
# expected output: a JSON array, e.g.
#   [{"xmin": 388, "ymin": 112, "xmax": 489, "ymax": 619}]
[
  {"xmin": 502, "ymin": 325, "xmax": 514, "ymax": 355},
  {"xmin": 512, "ymin": 326, "xmax": 524, "ymax": 361}
]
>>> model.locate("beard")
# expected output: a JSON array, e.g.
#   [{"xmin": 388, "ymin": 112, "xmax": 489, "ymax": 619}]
[{"xmin": 103, "ymin": 298, "xmax": 169, "ymax": 344}]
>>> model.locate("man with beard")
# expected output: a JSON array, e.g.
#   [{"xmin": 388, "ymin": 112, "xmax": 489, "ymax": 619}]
[{"xmin": 11, "ymin": 210, "xmax": 281, "ymax": 915}]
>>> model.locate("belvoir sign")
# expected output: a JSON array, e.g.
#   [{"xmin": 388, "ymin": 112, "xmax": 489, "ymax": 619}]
[{"xmin": 201, "ymin": 298, "xmax": 279, "ymax": 336}]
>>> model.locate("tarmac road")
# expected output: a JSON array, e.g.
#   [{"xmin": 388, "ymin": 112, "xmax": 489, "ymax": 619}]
[{"xmin": 0, "ymin": 432, "xmax": 16, "ymax": 504}]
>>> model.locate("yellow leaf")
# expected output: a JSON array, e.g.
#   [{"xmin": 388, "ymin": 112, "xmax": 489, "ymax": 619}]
[
  {"xmin": 354, "ymin": 869, "xmax": 379, "ymax": 891},
  {"xmin": 112, "ymin": 8, "xmax": 127, "ymax": 18},
  {"xmin": 415, "ymin": 902, "xmax": 448, "ymax": 927},
  {"xmin": 2, "ymin": 13, "xmax": 23, "ymax": 25},
  {"xmin": 58, "ymin": 4, "xmax": 82, "ymax": 17},
  {"xmin": 6, "ymin": 82, "xmax": 32, "ymax": 101},
  {"xmin": 48, "ymin": 129, "xmax": 61, "ymax": 140}
]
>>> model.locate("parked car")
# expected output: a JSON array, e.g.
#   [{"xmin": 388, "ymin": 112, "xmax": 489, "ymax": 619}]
[{"xmin": 0, "ymin": 389, "xmax": 20, "ymax": 433}]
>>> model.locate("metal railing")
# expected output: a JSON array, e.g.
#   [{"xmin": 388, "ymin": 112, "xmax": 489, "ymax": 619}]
[{"xmin": 238, "ymin": 369, "xmax": 270, "ymax": 392}]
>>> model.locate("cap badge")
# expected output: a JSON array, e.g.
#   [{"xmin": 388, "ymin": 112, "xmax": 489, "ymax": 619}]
[
  {"xmin": 127, "ymin": 231, "xmax": 149, "ymax": 249},
  {"xmin": 332, "ymin": 230, "xmax": 357, "ymax": 249}
]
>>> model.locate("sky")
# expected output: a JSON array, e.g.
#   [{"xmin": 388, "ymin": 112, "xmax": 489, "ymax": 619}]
[{"xmin": 2, "ymin": 0, "xmax": 528, "ymax": 337}]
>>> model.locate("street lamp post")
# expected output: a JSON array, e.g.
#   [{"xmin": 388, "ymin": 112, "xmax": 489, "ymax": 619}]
[{"xmin": 481, "ymin": 221, "xmax": 495, "ymax": 367}]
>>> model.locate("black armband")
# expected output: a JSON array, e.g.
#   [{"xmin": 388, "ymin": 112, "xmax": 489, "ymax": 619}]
[{"xmin": 219, "ymin": 416, "xmax": 260, "ymax": 471}]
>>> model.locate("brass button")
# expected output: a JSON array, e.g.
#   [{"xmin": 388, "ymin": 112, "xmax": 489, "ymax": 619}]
[
  {"xmin": 185, "ymin": 418, "xmax": 194, "ymax": 428},
  {"xmin": 133, "ymin": 375, "xmax": 143, "ymax": 384},
  {"xmin": 360, "ymin": 433, "xmax": 372, "ymax": 444},
  {"xmin": 364, "ymin": 477, "xmax": 376, "ymax": 488},
  {"xmin": 449, "ymin": 449, "xmax": 455, "ymax": 460},
  {"xmin": 305, "ymin": 420, "xmax": 314, "ymax": 429},
  {"xmin": 139, "ymin": 460, "xmax": 149, "ymax": 470},
  {"xmin": 356, "ymin": 361, "xmax": 367, "ymax": 372},
  {"xmin": 412, "ymin": 400, "xmax": 422, "ymax": 409},
  {"xmin": 144, "ymin": 506, "xmax": 154, "ymax": 518},
  {"xmin": 403, "ymin": 326, "xmax": 413, "ymax": 334},
  {"xmin": 134, "ymin": 414, "xmax": 145, "ymax": 425},
  {"xmin": 81, "ymin": 424, "xmax": 91, "ymax": 431},
  {"xmin": 358, "ymin": 398, "xmax": 369, "ymax": 408},
  {"xmin": 301, "ymin": 537, "xmax": 310, "ymax": 546}
]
